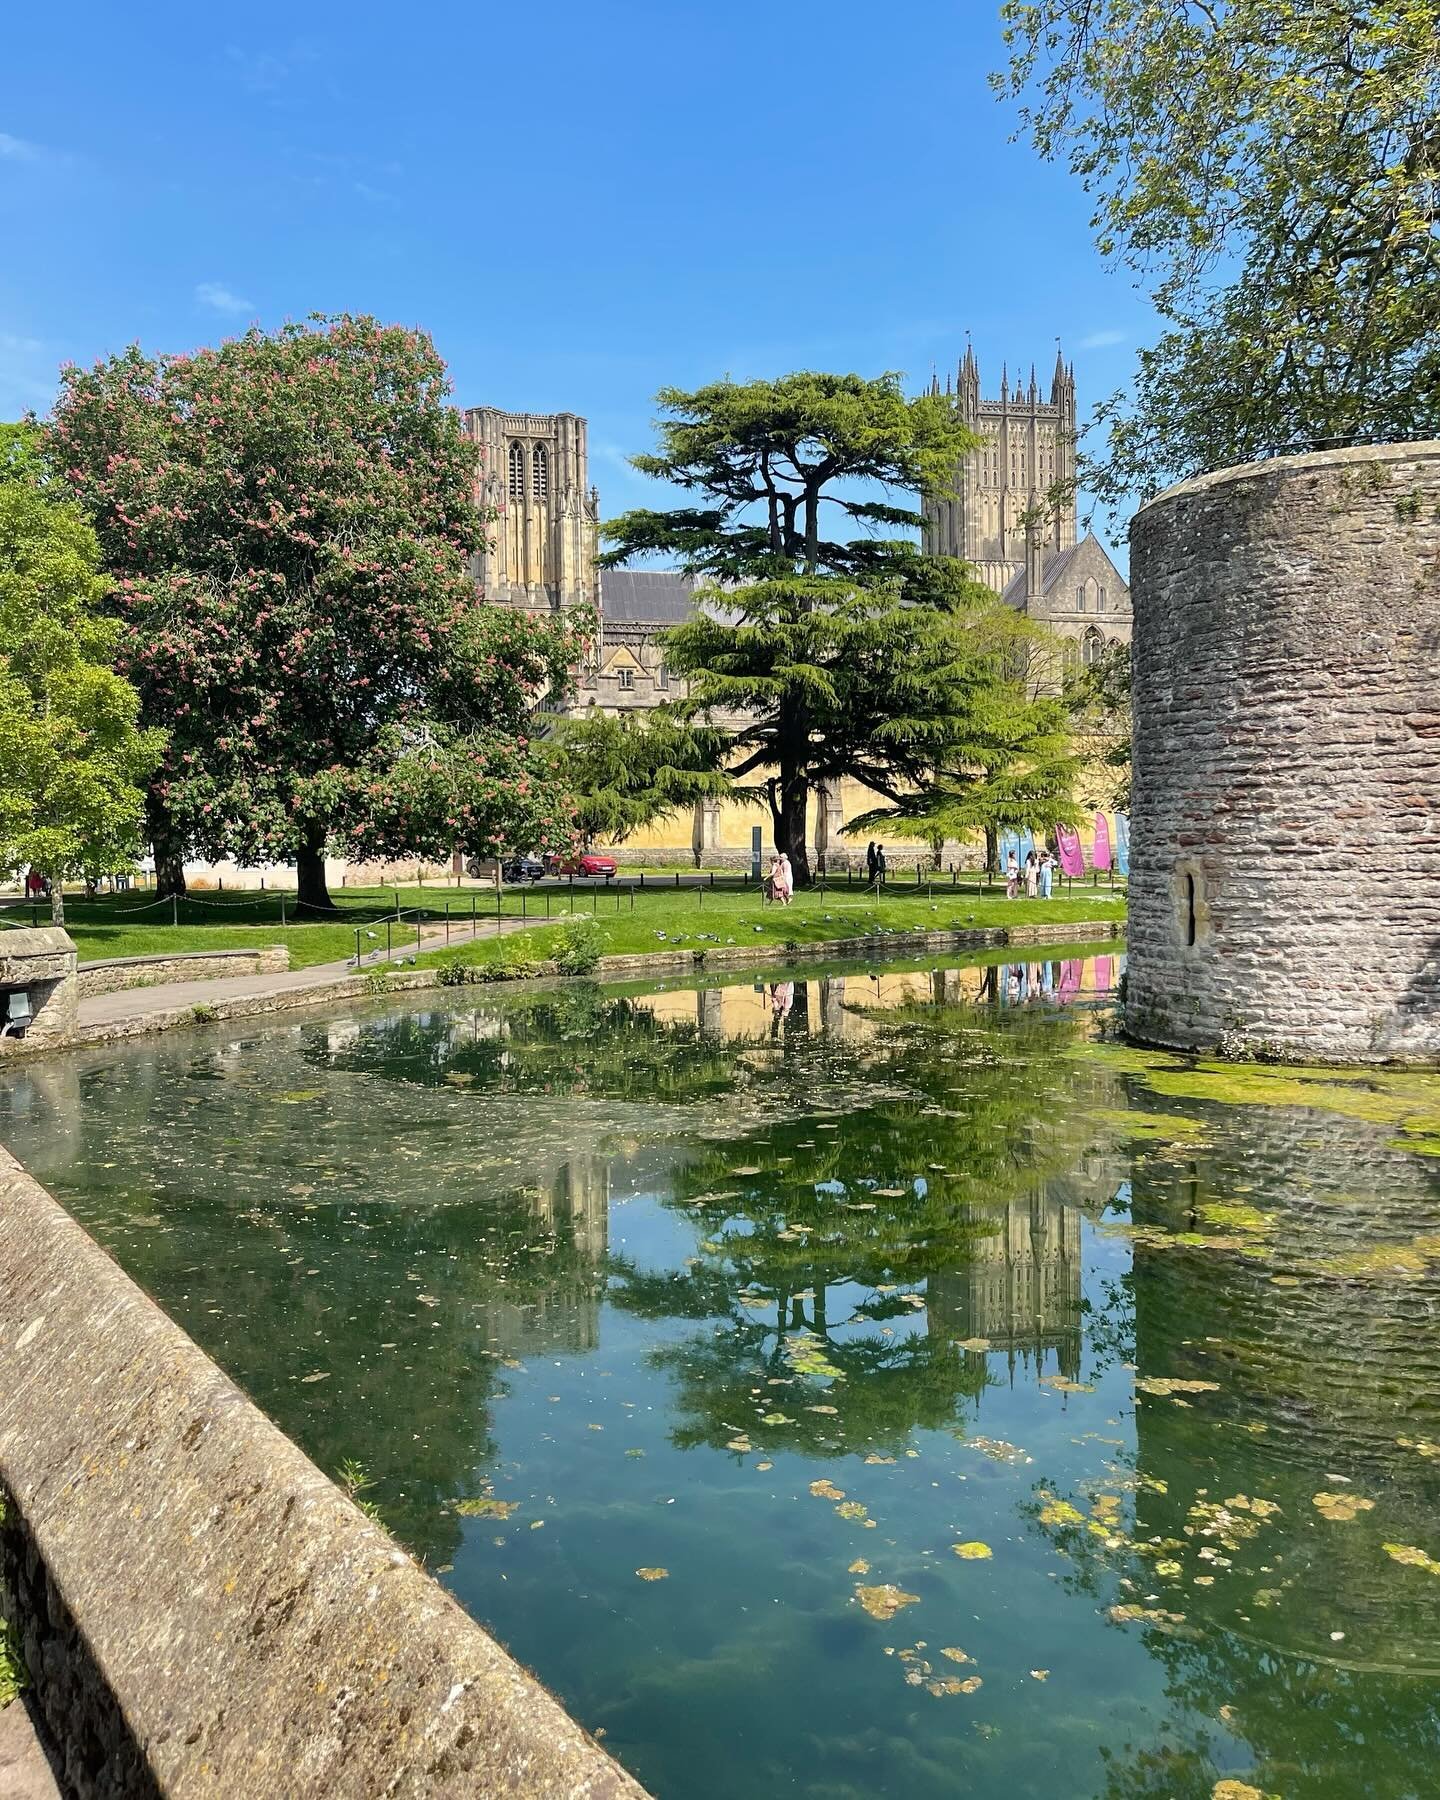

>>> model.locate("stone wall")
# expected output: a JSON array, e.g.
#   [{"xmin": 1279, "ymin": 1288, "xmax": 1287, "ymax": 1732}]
[
  {"xmin": 0, "ymin": 931, "xmax": 77, "ymax": 1052},
  {"xmin": 75, "ymin": 947, "xmax": 289, "ymax": 999},
  {"xmin": 1126, "ymin": 441, "xmax": 1440, "ymax": 1061},
  {"xmin": 0, "ymin": 1148, "xmax": 647, "ymax": 1799}
]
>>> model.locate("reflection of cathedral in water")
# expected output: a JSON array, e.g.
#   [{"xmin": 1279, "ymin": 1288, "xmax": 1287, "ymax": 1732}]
[
  {"xmin": 478, "ymin": 1154, "xmax": 610, "ymax": 1357},
  {"xmin": 927, "ymin": 1191, "xmax": 1083, "ymax": 1384}
]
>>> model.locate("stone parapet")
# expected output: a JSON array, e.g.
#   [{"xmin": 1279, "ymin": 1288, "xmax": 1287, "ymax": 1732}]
[
  {"xmin": 1126, "ymin": 440, "xmax": 1440, "ymax": 1062},
  {"xmin": 0, "ymin": 1148, "xmax": 648, "ymax": 1799},
  {"xmin": 75, "ymin": 947, "xmax": 289, "ymax": 999}
]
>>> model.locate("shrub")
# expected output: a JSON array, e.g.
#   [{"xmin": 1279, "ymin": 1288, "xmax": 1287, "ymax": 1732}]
[
  {"xmin": 551, "ymin": 915, "xmax": 604, "ymax": 976},
  {"xmin": 436, "ymin": 958, "xmax": 472, "ymax": 987}
]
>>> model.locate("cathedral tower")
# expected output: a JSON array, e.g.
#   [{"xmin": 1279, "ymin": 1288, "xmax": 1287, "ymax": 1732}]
[
  {"xmin": 921, "ymin": 345, "xmax": 1078, "ymax": 595},
  {"xmin": 460, "ymin": 407, "xmax": 598, "ymax": 612}
]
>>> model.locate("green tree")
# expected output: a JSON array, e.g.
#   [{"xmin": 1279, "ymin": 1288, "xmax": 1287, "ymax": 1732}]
[
  {"xmin": 997, "ymin": 0, "xmax": 1440, "ymax": 501},
  {"xmin": 0, "ymin": 432, "xmax": 164, "ymax": 924},
  {"xmin": 49, "ymin": 316, "xmax": 581, "ymax": 905},
  {"xmin": 840, "ymin": 557, "xmax": 1081, "ymax": 869},
  {"xmin": 542, "ymin": 707, "xmax": 737, "ymax": 852},
  {"xmin": 1065, "ymin": 638, "xmax": 1132, "ymax": 810},
  {"xmin": 603, "ymin": 373, "xmax": 1029, "ymax": 886}
]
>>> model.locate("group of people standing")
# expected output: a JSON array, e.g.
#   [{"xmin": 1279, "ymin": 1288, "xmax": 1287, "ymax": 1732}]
[{"xmin": 1005, "ymin": 845, "xmax": 1055, "ymax": 900}]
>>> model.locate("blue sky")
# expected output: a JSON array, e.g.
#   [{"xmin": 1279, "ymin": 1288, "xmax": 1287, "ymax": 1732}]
[{"xmin": 1, "ymin": 0, "xmax": 1152, "ymax": 553}]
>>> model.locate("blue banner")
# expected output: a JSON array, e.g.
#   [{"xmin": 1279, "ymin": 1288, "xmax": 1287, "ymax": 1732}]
[{"xmin": 1114, "ymin": 812, "xmax": 1130, "ymax": 876}]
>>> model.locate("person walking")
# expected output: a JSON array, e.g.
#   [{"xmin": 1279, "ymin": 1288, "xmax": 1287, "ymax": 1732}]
[
  {"xmin": 1005, "ymin": 849, "xmax": 1020, "ymax": 899},
  {"xmin": 866, "ymin": 840, "xmax": 879, "ymax": 884},
  {"xmin": 771, "ymin": 852, "xmax": 794, "ymax": 906},
  {"xmin": 1038, "ymin": 847, "xmax": 1054, "ymax": 900},
  {"xmin": 875, "ymin": 844, "xmax": 887, "ymax": 885},
  {"xmin": 1025, "ymin": 850, "xmax": 1039, "ymax": 899}
]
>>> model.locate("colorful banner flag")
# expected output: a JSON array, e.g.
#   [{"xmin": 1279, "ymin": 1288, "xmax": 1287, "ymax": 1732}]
[
  {"xmin": 998, "ymin": 830, "xmax": 1021, "ymax": 872},
  {"xmin": 1092, "ymin": 812, "xmax": 1112, "ymax": 871},
  {"xmin": 1056, "ymin": 823, "xmax": 1085, "ymax": 878},
  {"xmin": 1094, "ymin": 955, "xmax": 1113, "ymax": 995},
  {"xmin": 1017, "ymin": 828, "xmax": 1035, "ymax": 868},
  {"xmin": 1114, "ymin": 812, "xmax": 1130, "ymax": 877}
]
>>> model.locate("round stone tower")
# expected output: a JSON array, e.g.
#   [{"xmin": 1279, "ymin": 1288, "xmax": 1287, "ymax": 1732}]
[{"xmin": 1125, "ymin": 441, "xmax": 1440, "ymax": 1063}]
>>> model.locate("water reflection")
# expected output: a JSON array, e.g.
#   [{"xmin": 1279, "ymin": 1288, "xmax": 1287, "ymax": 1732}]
[{"xmin": 3, "ymin": 950, "xmax": 1440, "ymax": 1799}]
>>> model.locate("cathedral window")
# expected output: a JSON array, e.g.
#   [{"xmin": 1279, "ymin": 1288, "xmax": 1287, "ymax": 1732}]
[
  {"xmin": 508, "ymin": 442, "xmax": 524, "ymax": 499},
  {"xmin": 1082, "ymin": 628, "xmax": 1104, "ymax": 668},
  {"xmin": 1097, "ymin": 587, "xmax": 1107, "ymax": 613},
  {"xmin": 617, "ymin": 666, "xmax": 634, "ymax": 690},
  {"xmin": 532, "ymin": 443, "xmax": 548, "ymax": 498},
  {"xmin": 657, "ymin": 661, "xmax": 670, "ymax": 690},
  {"xmin": 1076, "ymin": 585, "xmax": 1088, "ymax": 612}
]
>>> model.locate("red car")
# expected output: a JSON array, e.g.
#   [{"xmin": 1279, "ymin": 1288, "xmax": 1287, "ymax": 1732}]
[{"xmin": 550, "ymin": 852, "xmax": 618, "ymax": 878}]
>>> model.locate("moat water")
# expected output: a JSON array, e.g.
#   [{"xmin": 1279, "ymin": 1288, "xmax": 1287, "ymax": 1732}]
[{"xmin": 4, "ymin": 949, "xmax": 1440, "ymax": 1799}]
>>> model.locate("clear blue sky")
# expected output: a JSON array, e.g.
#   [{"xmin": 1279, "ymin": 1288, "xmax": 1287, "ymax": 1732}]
[{"xmin": 1, "ymin": 0, "xmax": 1152, "ymax": 550}]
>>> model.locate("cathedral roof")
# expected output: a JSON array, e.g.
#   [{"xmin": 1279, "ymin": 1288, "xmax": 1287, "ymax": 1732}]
[
  {"xmin": 999, "ymin": 531, "xmax": 1128, "ymax": 606},
  {"xmin": 599, "ymin": 568, "xmax": 701, "ymax": 623}
]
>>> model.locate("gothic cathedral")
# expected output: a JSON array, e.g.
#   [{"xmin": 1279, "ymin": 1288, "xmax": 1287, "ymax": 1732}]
[{"xmin": 920, "ymin": 345, "xmax": 1131, "ymax": 677}]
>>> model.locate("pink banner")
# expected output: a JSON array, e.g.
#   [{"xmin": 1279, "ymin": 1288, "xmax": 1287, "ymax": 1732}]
[
  {"xmin": 1056, "ymin": 824, "xmax": 1085, "ymax": 878},
  {"xmin": 1092, "ymin": 812, "xmax": 1112, "ymax": 871}
]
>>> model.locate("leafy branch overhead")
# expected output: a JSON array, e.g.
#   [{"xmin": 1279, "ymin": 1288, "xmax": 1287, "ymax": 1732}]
[{"xmin": 997, "ymin": 0, "xmax": 1440, "ymax": 498}]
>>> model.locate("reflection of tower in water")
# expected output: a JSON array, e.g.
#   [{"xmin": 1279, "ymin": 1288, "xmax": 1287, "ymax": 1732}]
[
  {"xmin": 926, "ymin": 1190, "xmax": 1082, "ymax": 1384},
  {"xmin": 1124, "ymin": 1094, "xmax": 1440, "ymax": 1697},
  {"xmin": 479, "ymin": 1154, "xmax": 610, "ymax": 1357}
]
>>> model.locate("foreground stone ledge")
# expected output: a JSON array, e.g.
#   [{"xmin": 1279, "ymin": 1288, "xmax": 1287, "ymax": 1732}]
[{"xmin": 0, "ymin": 1148, "xmax": 648, "ymax": 1799}]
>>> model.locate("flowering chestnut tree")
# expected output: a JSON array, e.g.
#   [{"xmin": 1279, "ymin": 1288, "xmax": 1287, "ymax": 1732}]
[{"xmin": 49, "ymin": 315, "xmax": 582, "ymax": 903}]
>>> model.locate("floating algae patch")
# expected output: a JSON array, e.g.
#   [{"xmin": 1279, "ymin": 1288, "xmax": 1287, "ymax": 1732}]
[
  {"xmin": 1135, "ymin": 1060, "xmax": 1440, "ymax": 1131},
  {"xmin": 1063, "ymin": 1041, "xmax": 1190, "ymax": 1075},
  {"xmin": 1194, "ymin": 1201, "xmax": 1275, "ymax": 1235},
  {"xmin": 1093, "ymin": 1108, "xmax": 1207, "ymax": 1142},
  {"xmin": 1390, "ymin": 1132, "xmax": 1440, "ymax": 1158},
  {"xmin": 1315, "ymin": 1234, "xmax": 1440, "ymax": 1279}
]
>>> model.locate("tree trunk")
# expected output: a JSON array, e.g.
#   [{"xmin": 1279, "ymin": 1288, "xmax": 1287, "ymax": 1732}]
[
  {"xmin": 148, "ymin": 794, "xmax": 187, "ymax": 898},
  {"xmin": 49, "ymin": 880, "xmax": 65, "ymax": 929},
  {"xmin": 770, "ymin": 774, "xmax": 812, "ymax": 888},
  {"xmin": 296, "ymin": 822, "xmax": 333, "ymax": 912}
]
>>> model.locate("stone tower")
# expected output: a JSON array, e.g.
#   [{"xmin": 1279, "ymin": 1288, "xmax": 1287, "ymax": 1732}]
[
  {"xmin": 921, "ymin": 345, "xmax": 1078, "ymax": 595},
  {"xmin": 1125, "ymin": 440, "xmax": 1440, "ymax": 1063},
  {"xmin": 460, "ymin": 407, "xmax": 598, "ymax": 613}
]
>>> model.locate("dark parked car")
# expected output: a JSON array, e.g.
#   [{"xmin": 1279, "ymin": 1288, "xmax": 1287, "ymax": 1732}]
[{"xmin": 501, "ymin": 854, "xmax": 546, "ymax": 882}]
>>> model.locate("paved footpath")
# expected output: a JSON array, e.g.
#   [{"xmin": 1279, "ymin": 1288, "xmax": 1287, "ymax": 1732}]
[
  {"xmin": 0, "ymin": 1701, "xmax": 62, "ymax": 1800},
  {"xmin": 75, "ymin": 915, "xmax": 527, "ymax": 1037}
]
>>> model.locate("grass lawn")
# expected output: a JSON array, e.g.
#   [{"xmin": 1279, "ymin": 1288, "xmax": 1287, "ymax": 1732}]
[
  {"xmin": 1, "ymin": 873, "xmax": 1125, "ymax": 972},
  {"xmin": 415, "ymin": 873, "xmax": 1126, "ymax": 973}
]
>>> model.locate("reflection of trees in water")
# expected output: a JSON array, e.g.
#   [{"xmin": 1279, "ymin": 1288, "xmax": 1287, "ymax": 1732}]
[
  {"xmin": 8, "ymin": 1029, "xmax": 615, "ymax": 1564},
  {"xmin": 314, "ymin": 986, "xmax": 744, "ymax": 1105},
  {"xmin": 607, "ymin": 1000, "xmax": 1097, "ymax": 1458},
  {"xmin": 1046, "ymin": 1090, "xmax": 1440, "ymax": 1798}
]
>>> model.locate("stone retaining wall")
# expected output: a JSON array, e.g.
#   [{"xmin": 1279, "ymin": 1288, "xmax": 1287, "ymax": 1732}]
[
  {"xmin": 1127, "ymin": 440, "xmax": 1440, "ymax": 1062},
  {"xmin": 0, "ymin": 932, "xmax": 77, "ymax": 1052},
  {"xmin": 0, "ymin": 1148, "xmax": 647, "ymax": 1799},
  {"xmin": 76, "ymin": 947, "xmax": 289, "ymax": 1000}
]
